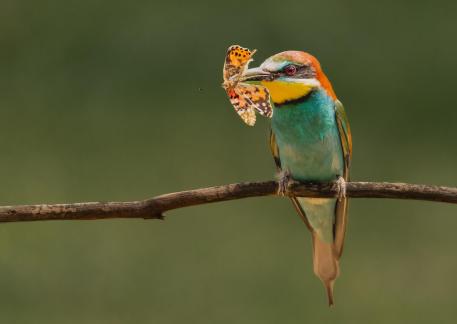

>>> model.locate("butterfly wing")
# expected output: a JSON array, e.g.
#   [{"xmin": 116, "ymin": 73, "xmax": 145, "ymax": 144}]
[
  {"xmin": 227, "ymin": 87, "xmax": 256, "ymax": 126},
  {"xmin": 238, "ymin": 83, "xmax": 273, "ymax": 118},
  {"xmin": 223, "ymin": 45, "xmax": 256, "ymax": 84}
]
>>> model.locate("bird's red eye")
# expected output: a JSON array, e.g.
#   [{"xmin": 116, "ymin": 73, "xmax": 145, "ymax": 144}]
[{"xmin": 284, "ymin": 65, "xmax": 297, "ymax": 76}]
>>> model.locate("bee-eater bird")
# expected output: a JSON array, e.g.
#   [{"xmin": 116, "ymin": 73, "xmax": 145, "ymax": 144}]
[{"xmin": 242, "ymin": 51, "xmax": 352, "ymax": 306}]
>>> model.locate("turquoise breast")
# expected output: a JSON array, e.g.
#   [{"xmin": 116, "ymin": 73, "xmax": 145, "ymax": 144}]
[{"xmin": 271, "ymin": 89, "xmax": 344, "ymax": 181}]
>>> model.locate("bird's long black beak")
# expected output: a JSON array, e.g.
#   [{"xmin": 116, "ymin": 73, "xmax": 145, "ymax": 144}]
[{"xmin": 241, "ymin": 67, "xmax": 272, "ymax": 82}]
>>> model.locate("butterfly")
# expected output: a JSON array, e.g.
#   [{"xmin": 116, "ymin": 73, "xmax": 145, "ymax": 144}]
[{"xmin": 222, "ymin": 45, "xmax": 273, "ymax": 126}]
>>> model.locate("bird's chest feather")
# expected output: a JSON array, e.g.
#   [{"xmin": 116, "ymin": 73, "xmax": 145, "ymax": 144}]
[{"xmin": 271, "ymin": 90, "xmax": 344, "ymax": 181}]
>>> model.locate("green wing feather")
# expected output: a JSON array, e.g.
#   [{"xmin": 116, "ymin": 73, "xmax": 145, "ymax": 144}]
[
  {"xmin": 335, "ymin": 99, "xmax": 352, "ymax": 172},
  {"xmin": 269, "ymin": 129, "xmax": 282, "ymax": 171},
  {"xmin": 334, "ymin": 99, "xmax": 352, "ymax": 258}
]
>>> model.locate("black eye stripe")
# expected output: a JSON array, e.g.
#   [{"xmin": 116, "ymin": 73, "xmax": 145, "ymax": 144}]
[
  {"xmin": 285, "ymin": 65, "xmax": 306, "ymax": 72},
  {"xmin": 275, "ymin": 64, "xmax": 315, "ymax": 79}
]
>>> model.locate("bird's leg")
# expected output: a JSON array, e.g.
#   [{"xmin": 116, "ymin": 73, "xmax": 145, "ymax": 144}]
[
  {"xmin": 277, "ymin": 169, "xmax": 292, "ymax": 196},
  {"xmin": 336, "ymin": 176, "xmax": 346, "ymax": 201}
]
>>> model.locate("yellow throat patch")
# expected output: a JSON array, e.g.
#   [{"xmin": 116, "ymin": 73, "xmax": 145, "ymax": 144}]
[{"xmin": 260, "ymin": 80, "xmax": 314, "ymax": 105}]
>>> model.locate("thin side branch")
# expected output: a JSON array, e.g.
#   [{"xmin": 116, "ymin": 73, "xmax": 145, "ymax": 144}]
[{"xmin": 0, "ymin": 181, "xmax": 457, "ymax": 223}]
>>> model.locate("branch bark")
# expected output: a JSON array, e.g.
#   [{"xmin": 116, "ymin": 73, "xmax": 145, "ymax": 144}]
[{"xmin": 0, "ymin": 181, "xmax": 457, "ymax": 223}]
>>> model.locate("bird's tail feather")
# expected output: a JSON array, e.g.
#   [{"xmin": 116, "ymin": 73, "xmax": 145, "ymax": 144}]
[
  {"xmin": 290, "ymin": 197, "xmax": 340, "ymax": 306},
  {"xmin": 312, "ymin": 233, "xmax": 339, "ymax": 307}
]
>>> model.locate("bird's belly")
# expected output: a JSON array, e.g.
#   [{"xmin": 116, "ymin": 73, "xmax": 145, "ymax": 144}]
[{"xmin": 279, "ymin": 134, "xmax": 343, "ymax": 181}]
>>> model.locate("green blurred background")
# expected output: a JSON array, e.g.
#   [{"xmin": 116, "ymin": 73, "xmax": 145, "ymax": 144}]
[{"xmin": 1, "ymin": 0, "xmax": 457, "ymax": 323}]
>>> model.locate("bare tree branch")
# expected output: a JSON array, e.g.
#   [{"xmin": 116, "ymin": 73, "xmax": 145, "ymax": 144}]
[{"xmin": 0, "ymin": 181, "xmax": 457, "ymax": 223}]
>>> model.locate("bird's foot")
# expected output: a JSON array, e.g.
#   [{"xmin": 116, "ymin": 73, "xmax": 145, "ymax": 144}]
[
  {"xmin": 336, "ymin": 176, "xmax": 346, "ymax": 201},
  {"xmin": 277, "ymin": 170, "xmax": 292, "ymax": 196}
]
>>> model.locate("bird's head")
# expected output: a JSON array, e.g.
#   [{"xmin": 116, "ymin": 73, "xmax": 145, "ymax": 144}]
[{"xmin": 242, "ymin": 51, "xmax": 336, "ymax": 106}]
